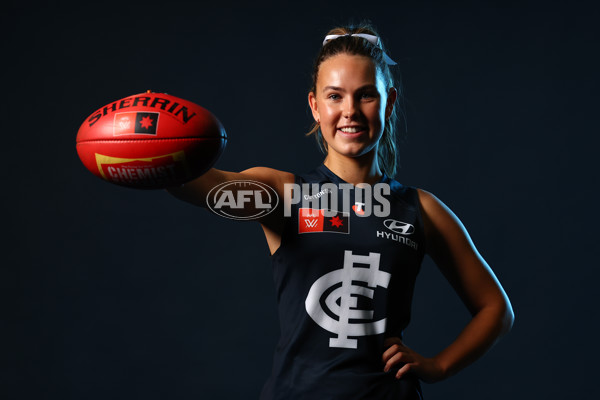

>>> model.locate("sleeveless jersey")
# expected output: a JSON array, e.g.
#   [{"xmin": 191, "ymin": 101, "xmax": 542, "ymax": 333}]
[{"xmin": 260, "ymin": 164, "xmax": 426, "ymax": 400}]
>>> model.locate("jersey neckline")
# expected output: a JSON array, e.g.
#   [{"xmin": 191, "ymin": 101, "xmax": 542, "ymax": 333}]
[{"xmin": 317, "ymin": 163, "xmax": 389, "ymax": 186}]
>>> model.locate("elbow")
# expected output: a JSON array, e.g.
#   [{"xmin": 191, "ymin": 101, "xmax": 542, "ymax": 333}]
[
  {"xmin": 505, "ymin": 304, "xmax": 515, "ymax": 334},
  {"xmin": 498, "ymin": 297, "xmax": 515, "ymax": 336},
  {"xmin": 477, "ymin": 296, "xmax": 514, "ymax": 338}
]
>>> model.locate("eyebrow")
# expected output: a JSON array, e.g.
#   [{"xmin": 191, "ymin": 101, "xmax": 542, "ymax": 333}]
[{"xmin": 322, "ymin": 84, "xmax": 378, "ymax": 92}]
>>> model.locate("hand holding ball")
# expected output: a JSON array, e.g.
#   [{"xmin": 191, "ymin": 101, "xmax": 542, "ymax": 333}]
[{"xmin": 76, "ymin": 92, "xmax": 227, "ymax": 189}]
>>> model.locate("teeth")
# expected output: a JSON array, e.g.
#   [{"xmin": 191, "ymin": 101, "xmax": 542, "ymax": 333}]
[{"xmin": 340, "ymin": 127, "xmax": 361, "ymax": 133}]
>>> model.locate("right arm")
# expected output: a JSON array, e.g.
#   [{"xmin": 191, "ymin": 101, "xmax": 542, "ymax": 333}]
[
  {"xmin": 166, "ymin": 167, "xmax": 295, "ymax": 254},
  {"xmin": 166, "ymin": 167, "xmax": 294, "ymax": 209}
]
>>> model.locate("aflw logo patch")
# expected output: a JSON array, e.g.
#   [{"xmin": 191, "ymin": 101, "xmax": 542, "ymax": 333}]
[
  {"xmin": 299, "ymin": 208, "xmax": 349, "ymax": 234},
  {"xmin": 305, "ymin": 251, "xmax": 390, "ymax": 349},
  {"xmin": 113, "ymin": 112, "xmax": 159, "ymax": 135}
]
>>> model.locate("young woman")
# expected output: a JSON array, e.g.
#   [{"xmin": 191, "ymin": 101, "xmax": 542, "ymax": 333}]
[{"xmin": 168, "ymin": 24, "xmax": 513, "ymax": 400}]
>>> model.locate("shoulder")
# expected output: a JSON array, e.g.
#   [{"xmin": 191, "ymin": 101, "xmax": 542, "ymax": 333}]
[
  {"xmin": 414, "ymin": 188, "xmax": 475, "ymax": 256},
  {"xmin": 416, "ymin": 188, "xmax": 443, "ymax": 212},
  {"xmin": 383, "ymin": 178, "xmax": 421, "ymax": 209},
  {"xmin": 416, "ymin": 189, "xmax": 460, "ymax": 222}
]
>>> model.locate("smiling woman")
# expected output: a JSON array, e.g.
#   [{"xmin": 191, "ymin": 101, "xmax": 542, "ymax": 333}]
[
  {"xmin": 167, "ymin": 23, "xmax": 514, "ymax": 400},
  {"xmin": 308, "ymin": 53, "xmax": 396, "ymax": 175},
  {"xmin": 307, "ymin": 26, "xmax": 400, "ymax": 181}
]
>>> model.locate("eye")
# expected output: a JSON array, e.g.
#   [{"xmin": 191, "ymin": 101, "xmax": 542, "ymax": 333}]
[
  {"xmin": 359, "ymin": 91, "xmax": 378, "ymax": 101},
  {"xmin": 327, "ymin": 93, "xmax": 342, "ymax": 101}
]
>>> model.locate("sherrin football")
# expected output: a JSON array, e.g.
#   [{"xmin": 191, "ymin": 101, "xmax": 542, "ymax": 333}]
[{"xmin": 76, "ymin": 91, "xmax": 227, "ymax": 189}]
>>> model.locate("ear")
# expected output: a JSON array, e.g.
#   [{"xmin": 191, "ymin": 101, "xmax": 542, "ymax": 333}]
[
  {"xmin": 308, "ymin": 91, "xmax": 320, "ymax": 122},
  {"xmin": 385, "ymin": 87, "xmax": 398, "ymax": 120}
]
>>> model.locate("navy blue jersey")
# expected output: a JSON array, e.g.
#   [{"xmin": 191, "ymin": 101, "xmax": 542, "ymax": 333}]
[{"xmin": 261, "ymin": 164, "xmax": 426, "ymax": 400}]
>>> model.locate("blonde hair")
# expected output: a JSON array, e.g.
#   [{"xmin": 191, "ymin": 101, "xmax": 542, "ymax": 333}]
[{"xmin": 307, "ymin": 24, "xmax": 402, "ymax": 178}]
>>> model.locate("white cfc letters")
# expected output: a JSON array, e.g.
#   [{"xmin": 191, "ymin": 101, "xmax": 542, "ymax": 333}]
[{"xmin": 305, "ymin": 251, "xmax": 391, "ymax": 349}]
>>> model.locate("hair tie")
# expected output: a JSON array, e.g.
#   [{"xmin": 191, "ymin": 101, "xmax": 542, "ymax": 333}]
[{"xmin": 322, "ymin": 33, "xmax": 397, "ymax": 65}]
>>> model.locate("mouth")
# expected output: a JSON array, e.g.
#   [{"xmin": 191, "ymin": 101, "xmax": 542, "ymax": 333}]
[{"xmin": 337, "ymin": 125, "xmax": 368, "ymax": 137}]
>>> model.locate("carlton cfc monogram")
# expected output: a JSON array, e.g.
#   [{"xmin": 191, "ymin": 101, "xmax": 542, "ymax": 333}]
[{"xmin": 305, "ymin": 250, "xmax": 390, "ymax": 349}]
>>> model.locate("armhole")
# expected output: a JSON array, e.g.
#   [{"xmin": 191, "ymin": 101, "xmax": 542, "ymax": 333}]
[
  {"xmin": 411, "ymin": 187, "xmax": 428, "ymax": 257},
  {"xmin": 269, "ymin": 174, "xmax": 300, "ymax": 258}
]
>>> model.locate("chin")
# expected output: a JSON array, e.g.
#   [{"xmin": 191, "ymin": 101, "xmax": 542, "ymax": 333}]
[{"xmin": 332, "ymin": 144, "xmax": 377, "ymax": 160}]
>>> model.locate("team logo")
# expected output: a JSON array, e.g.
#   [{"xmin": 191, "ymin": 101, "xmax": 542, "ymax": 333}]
[
  {"xmin": 113, "ymin": 112, "xmax": 159, "ymax": 135},
  {"xmin": 305, "ymin": 251, "xmax": 390, "ymax": 349},
  {"xmin": 352, "ymin": 202, "xmax": 366, "ymax": 216},
  {"xmin": 299, "ymin": 208, "xmax": 349, "ymax": 234},
  {"xmin": 206, "ymin": 180, "xmax": 279, "ymax": 220},
  {"xmin": 383, "ymin": 219, "xmax": 414, "ymax": 235}
]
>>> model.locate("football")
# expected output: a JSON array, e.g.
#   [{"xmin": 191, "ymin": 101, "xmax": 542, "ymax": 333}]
[{"xmin": 76, "ymin": 91, "xmax": 227, "ymax": 189}]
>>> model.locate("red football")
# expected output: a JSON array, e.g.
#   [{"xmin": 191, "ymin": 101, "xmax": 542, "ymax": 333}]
[{"xmin": 76, "ymin": 91, "xmax": 227, "ymax": 189}]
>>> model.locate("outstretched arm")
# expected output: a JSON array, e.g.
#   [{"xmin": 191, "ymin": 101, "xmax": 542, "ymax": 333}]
[
  {"xmin": 166, "ymin": 167, "xmax": 294, "ymax": 254},
  {"xmin": 167, "ymin": 167, "xmax": 293, "ymax": 210},
  {"xmin": 383, "ymin": 189, "xmax": 514, "ymax": 382}
]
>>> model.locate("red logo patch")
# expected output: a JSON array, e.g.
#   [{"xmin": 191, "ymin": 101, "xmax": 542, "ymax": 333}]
[
  {"xmin": 113, "ymin": 112, "xmax": 159, "ymax": 135},
  {"xmin": 299, "ymin": 208, "xmax": 349, "ymax": 234}
]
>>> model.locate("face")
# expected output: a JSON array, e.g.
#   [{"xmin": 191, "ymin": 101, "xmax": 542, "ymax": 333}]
[{"xmin": 308, "ymin": 53, "xmax": 396, "ymax": 162}]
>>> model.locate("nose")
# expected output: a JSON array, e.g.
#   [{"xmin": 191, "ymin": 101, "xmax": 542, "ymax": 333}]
[{"xmin": 342, "ymin": 97, "xmax": 358, "ymax": 119}]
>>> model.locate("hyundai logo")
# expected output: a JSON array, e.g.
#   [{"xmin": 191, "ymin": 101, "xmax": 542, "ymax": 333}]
[{"xmin": 383, "ymin": 219, "xmax": 414, "ymax": 235}]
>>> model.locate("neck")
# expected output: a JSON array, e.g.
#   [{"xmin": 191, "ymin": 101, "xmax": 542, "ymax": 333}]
[{"xmin": 323, "ymin": 151, "xmax": 383, "ymax": 186}]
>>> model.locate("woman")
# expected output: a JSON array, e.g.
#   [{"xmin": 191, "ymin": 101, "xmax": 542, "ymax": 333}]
[{"xmin": 168, "ymin": 24, "xmax": 513, "ymax": 400}]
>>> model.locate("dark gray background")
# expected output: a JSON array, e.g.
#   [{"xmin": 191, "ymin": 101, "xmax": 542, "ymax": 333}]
[{"xmin": 2, "ymin": 0, "xmax": 598, "ymax": 399}]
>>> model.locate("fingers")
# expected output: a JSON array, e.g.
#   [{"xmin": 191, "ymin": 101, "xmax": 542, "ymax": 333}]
[
  {"xmin": 382, "ymin": 339, "xmax": 444, "ymax": 382},
  {"xmin": 383, "ymin": 337, "xmax": 404, "ymax": 348},
  {"xmin": 382, "ymin": 343, "xmax": 404, "ymax": 363},
  {"xmin": 383, "ymin": 344, "xmax": 414, "ymax": 372},
  {"xmin": 382, "ymin": 340, "xmax": 410, "ymax": 362},
  {"xmin": 395, "ymin": 362, "xmax": 414, "ymax": 380},
  {"xmin": 382, "ymin": 339, "xmax": 418, "ymax": 379},
  {"xmin": 383, "ymin": 351, "xmax": 418, "ymax": 380},
  {"xmin": 383, "ymin": 350, "xmax": 412, "ymax": 373},
  {"xmin": 382, "ymin": 344, "xmax": 395, "ymax": 363}
]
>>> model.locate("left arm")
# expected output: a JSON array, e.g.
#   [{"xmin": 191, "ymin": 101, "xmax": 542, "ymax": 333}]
[{"xmin": 382, "ymin": 189, "xmax": 514, "ymax": 382}]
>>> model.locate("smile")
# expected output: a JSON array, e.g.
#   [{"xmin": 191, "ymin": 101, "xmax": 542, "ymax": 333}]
[{"xmin": 337, "ymin": 126, "xmax": 367, "ymax": 135}]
